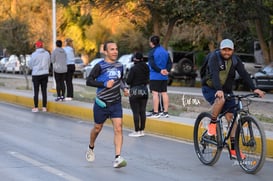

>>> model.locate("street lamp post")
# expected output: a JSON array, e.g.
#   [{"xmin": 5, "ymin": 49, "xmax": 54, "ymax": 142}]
[
  {"xmin": 52, "ymin": 0, "xmax": 56, "ymax": 49},
  {"xmin": 51, "ymin": 0, "xmax": 56, "ymax": 90}
]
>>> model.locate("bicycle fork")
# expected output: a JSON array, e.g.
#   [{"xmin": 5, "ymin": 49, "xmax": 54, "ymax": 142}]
[{"xmin": 239, "ymin": 117, "xmax": 256, "ymax": 148}]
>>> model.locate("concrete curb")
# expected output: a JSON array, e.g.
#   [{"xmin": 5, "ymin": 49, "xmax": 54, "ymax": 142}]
[{"xmin": 0, "ymin": 91, "xmax": 272, "ymax": 158}]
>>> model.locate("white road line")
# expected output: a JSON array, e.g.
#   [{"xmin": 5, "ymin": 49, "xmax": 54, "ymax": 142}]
[{"xmin": 8, "ymin": 151, "xmax": 81, "ymax": 181}]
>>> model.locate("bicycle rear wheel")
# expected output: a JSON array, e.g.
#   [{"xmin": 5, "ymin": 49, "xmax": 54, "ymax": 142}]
[
  {"xmin": 235, "ymin": 115, "xmax": 266, "ymax": 174},
  {"xmin": 193, "ymin": 112, "xmax": 222, "ymax": 165}
]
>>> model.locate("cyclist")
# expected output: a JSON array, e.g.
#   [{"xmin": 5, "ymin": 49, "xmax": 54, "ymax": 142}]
[{"xmin": 201, "ymin": 39, "xmax": 265, "ymax": 159}]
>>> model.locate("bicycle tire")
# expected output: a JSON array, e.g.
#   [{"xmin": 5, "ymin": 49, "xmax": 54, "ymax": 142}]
[
  {"xmin": 235, "ymin": 115, "xmax": 266, "ymax": 174},
  {"xmin": 193, "ymin": 112, "xmax": 222, "ymax": 165}
]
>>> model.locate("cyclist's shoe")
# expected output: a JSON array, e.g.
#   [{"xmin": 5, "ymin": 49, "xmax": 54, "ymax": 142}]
[
  {"xmin": 207, "ymin": 123, "xmax": 217, "ymax": 136},
  {"xmin": 86, "ymin": 147, "xmax": 95, "ymax": 162},
  {"xmin": 113, "ymin": 156, "xmax": 127, "ymax": 168},
  {"xmin": 230, "ymin": 149, "xmax": 246, "ymax": 160}
]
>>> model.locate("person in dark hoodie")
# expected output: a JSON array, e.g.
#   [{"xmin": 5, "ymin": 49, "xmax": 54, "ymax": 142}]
[
  {"xmin": 126, "ymin": 52, "xmax": 149, "ymax": 137},
  {"xmin": 51, "ymin": 40, "xmax": 67, "ymax": 101}
]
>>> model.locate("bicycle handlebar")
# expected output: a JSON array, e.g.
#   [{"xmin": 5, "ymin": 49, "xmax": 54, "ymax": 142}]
[{"xmin": 225, "ymin": 93, "xmax": 260, "ymax": 100}]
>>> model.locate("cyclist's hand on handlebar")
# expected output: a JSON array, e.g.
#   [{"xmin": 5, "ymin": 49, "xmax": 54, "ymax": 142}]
[
  {"xmin": 254, "ymin": 89, "xmax": 265, "ymax": 98},
  {"xmin": 215, "ymin": 90, "xmax": 224, "ymax": 98}
]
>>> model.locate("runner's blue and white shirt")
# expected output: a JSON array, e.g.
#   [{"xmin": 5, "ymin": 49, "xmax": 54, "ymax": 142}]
[{"xmin": 86, "ymin": 60, "xmax": 126, "ymax": 104}]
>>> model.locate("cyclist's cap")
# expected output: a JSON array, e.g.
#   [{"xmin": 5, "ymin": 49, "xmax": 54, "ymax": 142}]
[
  {"xmin": 220, "ymin": 39, "xmax": 234, "ymax": 50},
  {"xmin": 35, "ymin": 41, "xmax": 43, "ymax": 48}
]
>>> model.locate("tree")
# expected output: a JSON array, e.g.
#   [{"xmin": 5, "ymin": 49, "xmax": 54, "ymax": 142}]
[
  {"xmin": 93, "ymin": 0, "xmax": 199, "ymax": 49},
  {"xmin": 58, "ymin": 0, "xmax": 94, "ymax": 58},
  {"xmin": 249, "ymin": 0, "xmax": 273, "ymax": 64},
  {"xmin": 0, "ymin": 19, "xmax": 33, "ymax": 89},
  {"xmin": 0, "ymin": 0, "xmax": 53, "ymax": 89},
  {"xmin": 195, "ymin": 0, "xmax": 273, "ymax": 63}
]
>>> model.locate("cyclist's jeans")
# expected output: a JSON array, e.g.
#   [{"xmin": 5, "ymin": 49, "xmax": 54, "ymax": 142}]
[{"xmin": 202, "ymin": 86, "xmax": 236, "ymax": 115}]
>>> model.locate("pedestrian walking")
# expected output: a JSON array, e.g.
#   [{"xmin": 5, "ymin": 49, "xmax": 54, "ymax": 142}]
[
  {"xmin": 63, "ymin": 38, "xmax": 75, "ymax": 100},
  {"xmin": 85, "ymin": 40, "xmax": 129, "ymax": 168},
  {"xmin": 126, "ymin": 52, "xmax": 149, "ymax": 137},
  {"xmin": 29, "ymin": 40, "xmax": 51, "ymax": 112},
  {"xmin": 51, "ymin": 40, "xmax": 67, "ymax": 101}
]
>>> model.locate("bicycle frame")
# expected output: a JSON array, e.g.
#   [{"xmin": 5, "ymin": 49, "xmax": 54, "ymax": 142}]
[
  {"xmin": 194, "ymin": 93, "xmax": 266, "ymax": 174},
  {"xmin": 202, "ymin": 95, "xmax": 248, "ymax": 151}
]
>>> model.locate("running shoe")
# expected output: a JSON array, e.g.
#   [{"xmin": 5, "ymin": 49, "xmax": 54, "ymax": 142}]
[
  {"xmin": 160, "ymin": 112, "xmax": 169, "ymax": 118},
  {"xmin": 139, "ymin": 131, "xmax": 145, "ymax": 136},
  {"xmin": 32, "ymin": 108, "xmax": 38, "ymax": 113},
  {"xmin": 113, "ymin": 156, "xmax": 127, "ymax": 168},
  {"xmin": 128, "ymin": 131, "xmax": 141, "ymax": 137},
  {"xmin": 147, "ymin": 112, "xmax": 160, "ymax": 118},
  {"xmin": 86, "ymin": 147, "xmax": 95, "ymax": 162}
]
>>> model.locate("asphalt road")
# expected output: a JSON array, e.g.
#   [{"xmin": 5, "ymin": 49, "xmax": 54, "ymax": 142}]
[{"xmin": 0, "ymin": 102, "xmax": 272, "ymax": 181}]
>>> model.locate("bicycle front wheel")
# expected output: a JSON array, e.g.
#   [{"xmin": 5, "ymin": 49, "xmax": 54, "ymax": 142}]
[
  {"xmin": 235, "ymin": 115, "xmax": 266, "ymax": 174},
  {"xmin": 193, "ymin": 112, "xmax": 222, "ymax": 165}
]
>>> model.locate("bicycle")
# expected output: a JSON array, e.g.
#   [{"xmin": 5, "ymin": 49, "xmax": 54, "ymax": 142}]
[{"xmin": 193, "ymin": 93, "xmax": 266, "ymax": 174}]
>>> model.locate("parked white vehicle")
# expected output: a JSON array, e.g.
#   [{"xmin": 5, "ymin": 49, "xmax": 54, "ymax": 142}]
[
  {"xmin": 0, "ymin": 57, "xmax": 9, "ymax": 72},
  {"xmin": 117, "ymin": 54, "xmax": 134, "ymax": 79},
  {"xmin": 117, "ymin": 53, "xmax": 148, "ymax": 80},
  {"xmin": 82, "ymin": 58, "xmax": 103, "ymax": 79},
  {"xmin": 74, "ymin": 57, "xmax": 85, "ymax": 78},
  {"xmin": 252, "ymin": 63, "xmax": 273, "ymax": 91},
  {"xmin": 4, "ymin": 55, "xmax": 21, "ymax": 74}
]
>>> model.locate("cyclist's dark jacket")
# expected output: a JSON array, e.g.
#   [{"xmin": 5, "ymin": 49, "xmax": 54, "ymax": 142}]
[
  {"xmin": 205, "ymin": 53, "xmax": 256, "ymax": 93},
  {"xmin": 86, "ymin": 60, "xmax": 126, "ymax": 104}
]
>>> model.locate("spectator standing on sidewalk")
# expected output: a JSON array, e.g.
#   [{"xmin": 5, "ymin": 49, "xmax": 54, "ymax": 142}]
[
  {"xmin": 51, "ymin": 40, "xmax": 67, "ymax": 101},
  {"xmin": 85, "ymin": 40, "xmax": 129, "ymax": 168},
  {"xmin": 29, "ymin": 40, "xmax": 51, "ymax": 112},
  {"xmin": 126, "ymin": 52, "xmax": 149, "ymax": 137},
  {"xmin": 148, "ymin": 35, "xmax": 172, "ymax": 118},
  {"xmin": 63, "ymin": 38, "xmax": 75, "ymax": 101}
]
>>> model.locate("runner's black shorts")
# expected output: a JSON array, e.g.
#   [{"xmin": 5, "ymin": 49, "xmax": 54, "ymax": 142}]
[{"xmin": 149, "ymin": 80, "xmax": 168, "ymax": 92}]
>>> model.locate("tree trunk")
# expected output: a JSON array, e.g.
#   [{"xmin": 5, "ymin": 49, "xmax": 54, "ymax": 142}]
[
  {"xmin": 151, "ymin": 10, "xmax": 160, "ymax": 36},
  {"xmin": 269, "ymin": 26, "xmax": 273, "ymax": 63},
  {"xmin": 20, "ymin": 55, "xmax": 30, "ymax": 90},
  {"xmin": 255, "ymin": 19, "xmax": 270, "ymax": 64},
  {"xmin": 208, "ymin": 41, "xmax": 215, "ymax": 52},
  {"xmin": 162, "ymin": 18, "xmax": 177, "ymax": 49},
  {"xmin": 11, "ymin": 0, "xmax": 17, "ymax": 16}
]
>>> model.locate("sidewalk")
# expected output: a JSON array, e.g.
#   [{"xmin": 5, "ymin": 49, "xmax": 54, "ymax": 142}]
[{"xmin": 0, "ymin": 87, "xmax": 272, "ymax": 158}]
